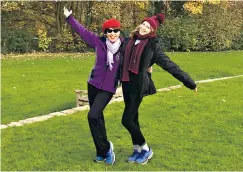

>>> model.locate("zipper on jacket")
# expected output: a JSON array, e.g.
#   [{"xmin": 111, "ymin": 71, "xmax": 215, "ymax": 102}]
[
  {"xmin": 101, "ymin": 51, "xmax": 120, "ymax": 90},
  {"xmin": 101, "ymin": 64, "xmax": 109, "ymax": 90}
]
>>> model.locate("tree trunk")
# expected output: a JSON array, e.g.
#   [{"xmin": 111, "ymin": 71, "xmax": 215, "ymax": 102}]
[
  {"xmin": 154, "ymin": 1, "xmax": 164, "ymax": 14},
  {"xmin": 85, "ymin": 1, "xmax": 93, "ymax": 27},
  {"xmin": 55, "ymin": 2, "xmax": 60, "ymax": 34},
  {"xmin": 133, "ymin": 2, "xmax": 136, "ymax": 26}
]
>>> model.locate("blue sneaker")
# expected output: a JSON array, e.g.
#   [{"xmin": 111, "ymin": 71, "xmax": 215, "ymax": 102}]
[
  {"xmin": 105, "ymin": 141, "xmax": 115, "ymax": 165},
  {"xmin": 93, "ymin": 156, "xmax": 105, "ymax": 162},
  {"xmin": 135, "ymin": 148, "xmax": 153, "ymax": 164},
  {"xmin": 127, "ymin": 149, "xmax": 140, "ymax": 163}
]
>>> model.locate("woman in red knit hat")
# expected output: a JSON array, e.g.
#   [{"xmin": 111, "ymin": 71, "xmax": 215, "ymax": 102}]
[
  {"xmin": 120, "ymin": 13, "xmax": 197, "ymax": 164},
  {"xmin": 64, "ymin": 7, "xmax": 123, "ymax": 165}
]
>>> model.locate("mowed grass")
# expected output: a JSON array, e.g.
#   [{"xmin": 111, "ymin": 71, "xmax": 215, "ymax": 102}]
[
  {"xmin": 1, "ymin": 51, "xmax": 243, "ymax": 124},
  {"xmin": 2, "ymin": 77, "xmax": 243, "ymax": 171},
  {"xmin": 1, "ymin": 53, "xmax": 94, "ymax": 124}
]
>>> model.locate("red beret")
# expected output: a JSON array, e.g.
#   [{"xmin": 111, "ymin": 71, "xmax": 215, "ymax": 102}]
[{"xmin": 102, "ymin": 18, "xmax": 121, "ymax": 33}]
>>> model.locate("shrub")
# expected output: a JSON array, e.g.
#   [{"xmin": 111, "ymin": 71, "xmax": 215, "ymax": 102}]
[
  {"xmin": 195, "ymin": 3, "xmax": 243, "ymax": 51},
  {"xmin": 157, "ymin": 16, "xmax": 200, "ymax": 51},
  {"xmin": 231, "ymin": 32, "xmax": 243, "ymax": 50},
  {"xmin": 50, "ymin": 32, "xmax": 90, "ymax": 53},
  {"xmin": 1, "ymin": 29, "xmax": 34, "ymax": 53}
]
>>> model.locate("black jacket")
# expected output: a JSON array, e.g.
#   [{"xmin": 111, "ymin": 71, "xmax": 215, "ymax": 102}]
[{"xmin": 120, "ymin": 37, "xmax": 196, "ymax": 97}]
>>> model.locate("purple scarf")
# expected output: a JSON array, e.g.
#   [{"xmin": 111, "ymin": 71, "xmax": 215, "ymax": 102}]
[{"xmin": 122, "ymin": 32, "xmax": 156, "ymax": 81}]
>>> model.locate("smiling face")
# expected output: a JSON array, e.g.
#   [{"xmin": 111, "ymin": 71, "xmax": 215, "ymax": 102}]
[
  {"xmin": 106, "ymin": 28, "xmax": 121, "ymax": 43},
  {"xmin": 139, "ymin": 21, "xmax": 152, "ymax": 35}
]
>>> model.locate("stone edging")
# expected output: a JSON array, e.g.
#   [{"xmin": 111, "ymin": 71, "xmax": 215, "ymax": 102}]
[{"xmin": 1, "ymin": 75, "xmax": 243, "ymax": 130}]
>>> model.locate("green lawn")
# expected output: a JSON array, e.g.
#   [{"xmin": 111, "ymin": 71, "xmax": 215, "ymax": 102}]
[
  {"xmin": 1, "ymin": 51, "xmax": 243, "ymax": 124},
  {"xmin": 2, "ymin": 77, "xmax": 243, "ymax": 171}
]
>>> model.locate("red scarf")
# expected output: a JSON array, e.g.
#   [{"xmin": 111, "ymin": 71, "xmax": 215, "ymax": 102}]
[{"xmin": 122, "ymin": 32, "xmax": 156, "ymax": 81}]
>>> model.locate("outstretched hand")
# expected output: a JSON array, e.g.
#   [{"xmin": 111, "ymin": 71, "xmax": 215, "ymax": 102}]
[{"xmin": 63, "ymin": 6, "xmax": 72, "ymax": 18}]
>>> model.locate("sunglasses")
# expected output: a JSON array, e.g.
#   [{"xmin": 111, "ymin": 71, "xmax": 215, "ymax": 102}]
[{"xmin": 106, "ymin": 29, "xmax": 120, "ymax": 33}]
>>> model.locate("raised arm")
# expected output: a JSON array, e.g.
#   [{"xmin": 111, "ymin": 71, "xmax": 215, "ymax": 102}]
[
  {"xmin": 64, "ymin": 7, "xmax": 98, "ymax": 48},
  {"xmin": 153, "ymin": 44, "xmax": 197, "ymax": 90}
]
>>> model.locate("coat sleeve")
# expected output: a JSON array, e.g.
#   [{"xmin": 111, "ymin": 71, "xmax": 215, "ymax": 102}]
[
  {"xmin": 153, "ymin": 44, "xmax": 196, "ymax": 90},
  {"xmin": 66, "ymin": 15, "xmax": 98, "ymax": 49}
]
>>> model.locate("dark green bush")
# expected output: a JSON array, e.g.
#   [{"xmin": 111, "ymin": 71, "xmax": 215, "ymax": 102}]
[
  {"xmin": 157, "ymin": 4, "xmax": 242, "ymax": 52},
  {"xmin": 1, "ymin": 29, "xmax": 34, "ymax": 53},
  {"xmin": 157, "ymin": 16, "xmax": 200, "ymax": 51},
  {"xmin": 231, "ymin": 32, "xmax": 243, "ymax": 50},
  {"xmin": 50, "ymin": 32, "xmax": 91, "ymax": 53},
  {"xmin": 193, "ymin": 4, "xmax": 242, "ymax": 51}
]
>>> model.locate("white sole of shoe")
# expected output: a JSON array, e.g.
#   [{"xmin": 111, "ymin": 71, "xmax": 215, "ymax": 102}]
[
  {"xmin": 127, "ymin": 159, "xmax": 136, "ymax": 163},
  {"xmin": 112, "ymin": 152, "xmax": 116, "ymax": 165},
  {"xmin": 141, "ymin": 151, "xmax": 153, "ymax": 165},
  {"xmin": 110, "ymin": 141, "xmax": 115, "ymax": 164},
  {"xmin": 109, "ymin": 141, "xmax": 114, "ymax": 151},
  {"xmin": 94, "ymin": 160, "xmax": 104, "ymax": 163}
]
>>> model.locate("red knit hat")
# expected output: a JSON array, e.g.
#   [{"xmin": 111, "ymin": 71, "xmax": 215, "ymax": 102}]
[
  {"xmin": 143, "ymin": 13, "xmax": 165, "ymax": 30},
  {"xmin": 102, "ymin": 18, "xmax": 121, "ymax": 33}
]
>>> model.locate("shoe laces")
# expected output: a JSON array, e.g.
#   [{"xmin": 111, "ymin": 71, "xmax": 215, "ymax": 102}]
[
  {"xmin": 138, "ymin": 149, "xmax": 147, "ymax": 158},
  {"xmin": 131, "ymin": 150, "xmax": 140, "ymax": 157}
]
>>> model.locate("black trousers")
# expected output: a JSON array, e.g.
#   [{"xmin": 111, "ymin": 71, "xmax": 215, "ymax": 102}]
[
  {"xmin": 121, "ymin": 78, "xmax": 145, "ymax": 146},
  {"xmin": 87, "ymin": 84, "xmax": 113, "ymax": 158}
]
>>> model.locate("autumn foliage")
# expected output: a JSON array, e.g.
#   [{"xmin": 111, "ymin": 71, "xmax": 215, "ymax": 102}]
[{"xmin": 1, "ymin": 1, "xmax": 243, "ymax": 53}]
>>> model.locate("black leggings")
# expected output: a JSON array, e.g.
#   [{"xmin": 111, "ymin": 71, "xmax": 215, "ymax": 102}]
[
  {"xmin": 121, "ymin": 81, "xmax": 145, "ymax": 146},
  {"xmin": 87, "ymin": 84, "xmax": 113, "ymax": 158}
]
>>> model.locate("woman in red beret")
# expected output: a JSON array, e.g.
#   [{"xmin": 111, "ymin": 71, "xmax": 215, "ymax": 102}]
[
  {"xmin": 120, "ymin": 13, "xmax": 197, "ymax": 164},
  {"xmin": 64, "ymin": 7, "xmax": 122, "ymax": 165}
]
